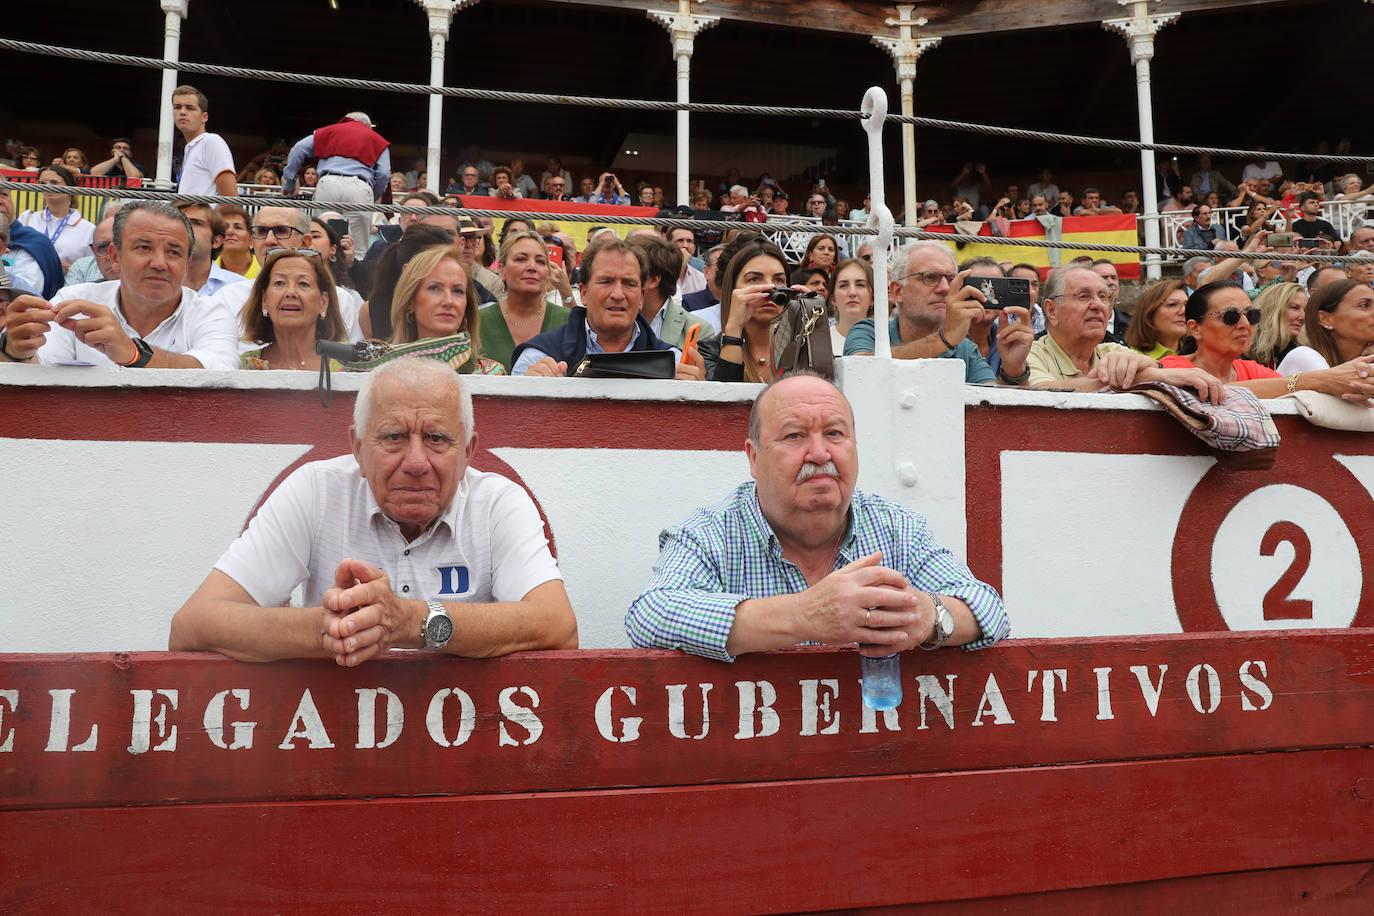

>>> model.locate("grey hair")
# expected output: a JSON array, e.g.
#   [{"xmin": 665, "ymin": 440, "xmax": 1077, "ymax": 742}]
[
  {"xmin": 353, "ymin": 357, "xmax": 475, "ymax": 444},
  {"xmin": 730, "ymin": 184, "xmax": 748, "ymax": 197},
  {"xmin": 747, "ymin": 370, "xmax": 851, "ymax": 444},
  {"xmin": 255, "ymin": 206, "xmax": 311, "ymax": 235},
  {"xmin": 111, "ymin": 200, "xmax": 196, "ymax": 260},
  {"xmin": 1182, "ymin": 256, "xmax": 1212, "ymax": 280},
  {"xmin": 1040, "ymin": 264, "xmax": 1100, "ymax": 303},
  {"xmin": 0, "ymin": 210, "xmax": 9, "ymax": 245},
  {"xmin": 887, "ymin": 239, "xmax": 956, "ymax": 280},
  {"xmin": 99, "ymin": 201, "xmax": 126, "ymax": 222}
]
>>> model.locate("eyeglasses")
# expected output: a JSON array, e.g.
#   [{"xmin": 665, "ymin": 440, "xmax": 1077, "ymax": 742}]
[
  {"xmin": 252, "ymin": 225, "xmax": 303, "ymax": 240},
  {"xmin": 90, "ymin": 241, "xmax": 112, "ymax": 256},
  {"xmin": 894, "ymin": 270, "xmax": 956, "ymax": 288},
  {"xmin": 265, "ymin": 246, "xmax": 322, "ymax": 258},
  {"xmin": 21, "ymin": 154, "xmax": 39, "ymax": 162},
  {"xmin": 1204, "ymin": 307, "xmax": 1262, "ymax": 326}
]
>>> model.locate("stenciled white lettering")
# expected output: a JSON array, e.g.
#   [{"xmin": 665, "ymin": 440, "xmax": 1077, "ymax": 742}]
[
  {"xmin": 1186, "ymin": 664, "xmax": 1221, "ymax": 714},
  {"xmin": 45, "ymin": 689, "xmax": 97, "ymax": 752},
  {"xmin": 1093, "ymin": 667, "xmax": 1114, "ymax": 720},
  {"xmin": 204, "ymin": 689, "xmax": 255, "ymax": 750},
  {"xmin": 595, "ymin": 686, "xmax": 641, "ymax": 743},
  {"xmin": 127, "ymin": 689, "xmax": 178, "ymax": 754},
  {"xmin": 734, "ymin": 681, "xmax": 780, "ymax": 740},
  {"xmin": 425, "ymin": 688, "xmax": 475, "ymax": 747},
  {"xmin": 497, "ymin": 686, "xmax": 543, "ymax": 747},
  {"xmin": 1239, "ymin": 660, "xmax": 1274, "ymax": 711},
  {"xmin": 1130, "ymin": 665, "xmax": 1168, "ymax": 717},
  {"xmin": 277, "ymin": 689, "xmax": 335, "ymax": 750},
  {"xmin": 856, "ymin": 679, "xmax": 901, "ymax": 734},
  {"xmin": 0, "ymin": 690, "xmax": 16, "ymax": 753},
  {"xmin": 665, "ymin": 683, "xmax": 712, "ymax": 740},
  {"xmin": 799, "ymin": 679, "xmax": 840, "ymax": 736},
  {"xmin": 356, "ymin": 688, "xmax": 403, "ymax": 750},
  {"xmin": 916, "ymin": 675, "xmax": 956, "ymax": 731},
  {"xmin": 1027, "ymin": 669, "xmax": 1068, "ymax": 722},
  {"xmin": 971, "ymin": 673, "xmax": 1013, "ymax": 726}
]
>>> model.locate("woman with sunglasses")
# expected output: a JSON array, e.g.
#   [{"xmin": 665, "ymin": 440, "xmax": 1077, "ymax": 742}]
[
  {"xmin": 16, "ymin": 163, "xmax": 95, "ymax": 271},
  {"xmin": 239, "ymin": 247, "xmax": 348, "ymax": 371},
  {"xmin": 390, "ymin": 246, "xmax": 505, "ymax": 375},
  {"xmin": 1278, "ymin": 280, "xmax": 1374, "ymax": 378},
  {"xmin": 1161, "ymin": 281, "xmax": 1374, "ymax": 402}
]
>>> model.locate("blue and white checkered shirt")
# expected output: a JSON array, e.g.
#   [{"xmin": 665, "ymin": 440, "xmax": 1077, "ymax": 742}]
[{"xmin": 625, "ymin": 482, "xmax": 1009, "ymax": 661}]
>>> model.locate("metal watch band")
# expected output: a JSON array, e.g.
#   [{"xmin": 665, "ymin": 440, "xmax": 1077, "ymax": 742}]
[{"xmin": 920, "ymin": 593, "xmax": 953, "ymax": 651}]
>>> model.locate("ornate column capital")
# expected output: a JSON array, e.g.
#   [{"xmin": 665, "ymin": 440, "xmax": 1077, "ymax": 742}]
[
  {"xmin": 871, "ymin": 4, "xmax": 940, "ymax": 82},
  {"xmin": 647, "ymin": 1, "xmax": 719, "ymax": 61},
  {"xmin": 1102, "ymin": 0, "xmax": 1179, "ymax": 65},
  {"xmin": 159, "ymin": 0, "xmax": 189, "ymax": 18},
  {"xmin": 412, "ymin": 0, "xmax": 478, "ymax": 39}
]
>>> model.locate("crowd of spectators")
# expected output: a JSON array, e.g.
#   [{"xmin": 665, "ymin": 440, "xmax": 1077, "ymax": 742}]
[{"xmin": 3, "ymin": 89, "xmax": 1371, "ymax": 406}]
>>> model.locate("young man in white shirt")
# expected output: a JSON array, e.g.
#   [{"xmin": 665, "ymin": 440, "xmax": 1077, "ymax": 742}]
[{"xmin": 173, "ymin": 85, "xmax": 238, "ymax": 197}]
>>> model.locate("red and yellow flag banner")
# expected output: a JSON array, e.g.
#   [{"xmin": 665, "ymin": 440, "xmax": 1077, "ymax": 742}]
[{"xmin": 923, "ymin": 214, "xmax": 1140, "ymax": 279}]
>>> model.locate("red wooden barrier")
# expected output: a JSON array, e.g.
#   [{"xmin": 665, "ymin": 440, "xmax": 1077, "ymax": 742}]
[{"xmin": 3, "ymin": 631, "xmax": 1373, "ymax": 911}]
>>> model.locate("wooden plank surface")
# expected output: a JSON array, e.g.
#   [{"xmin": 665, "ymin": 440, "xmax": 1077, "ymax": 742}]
[
  {"xmin": 4, "ymin": 748, "xmax": 1371, "ymax": 913},
  {"xmin": 2, "ymin": 631, "xmax": 1372, "ymax": 809}
]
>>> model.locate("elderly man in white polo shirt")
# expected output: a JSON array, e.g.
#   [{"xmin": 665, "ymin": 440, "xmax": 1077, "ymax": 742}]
[
  {"xmin": 0, "ymin": 201, "xmax": 240, "ymax": 368},
  {"xmin": 170, "ymin": 357, "xmax": 578, "ymax": 665}
]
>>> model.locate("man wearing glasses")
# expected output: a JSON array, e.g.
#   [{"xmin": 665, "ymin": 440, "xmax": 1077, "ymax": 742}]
[
  {"xmin": 63, "ymin": 206, "xmax": 122, "ymax": 286},
  {"xmin": 205, "ymin": 205, "xmax": 364, "ymax": 343},
  {"xmin": 0, "ymin": 201, "xmax": 240, "ymax": 369},
  {"xmin": 1027, "ymin": 264, "xmax": 1223, "ymax": 399},
  {"xmin": 543, "ymin": 176, "xmax": 573, "ymax": 202},
  {"xmin": 842, "ymin": 240, "xmax": 1032, "ymax": 385}
]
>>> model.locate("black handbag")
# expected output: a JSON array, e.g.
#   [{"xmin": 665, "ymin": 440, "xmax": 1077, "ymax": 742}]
[
  {"xmin": 570, "ymin": 350, "xmax": 675, "ymax": 379},
  {"xmin": 768, "ymin": 290, "xmax": 834, "ymax": 380}
]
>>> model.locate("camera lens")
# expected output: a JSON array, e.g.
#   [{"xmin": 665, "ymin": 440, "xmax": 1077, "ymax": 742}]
[{"xmin": 766, "ymin": 288, "xmax": 795, "ymax": 307}]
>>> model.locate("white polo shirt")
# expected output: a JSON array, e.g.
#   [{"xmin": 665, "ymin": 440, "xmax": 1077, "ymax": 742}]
[
  {"xmin": 178, "ymin": 132, "xmax": 236, "ymax": 195},
  {"xmin": 215, "ymin": 456, "xmax": 562, "ymax": 609},
  {"xmin": 39, "ymin": 280, "xmax": 242, "ymax": 370}
]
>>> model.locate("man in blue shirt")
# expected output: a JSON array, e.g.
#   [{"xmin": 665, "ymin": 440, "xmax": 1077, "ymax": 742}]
[
  {"xmin": 625, "ymin": 374, "xmax": 1009, "ymax": 661},
  {"xmin": 843, "ymin": 240, "xmax": 1033, "ymax": 385}
]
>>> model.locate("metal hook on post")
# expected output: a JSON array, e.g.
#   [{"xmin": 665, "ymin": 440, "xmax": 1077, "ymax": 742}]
[{"xmin": 862, "ymin": 87, "xmax": 895, "ymax": 360}]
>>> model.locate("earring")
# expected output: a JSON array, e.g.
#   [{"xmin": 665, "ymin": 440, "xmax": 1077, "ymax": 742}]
[
  {"xmin": 261, "ymin": 309, "xmax": 268, "ymax": 317},
  {"xmin": 406, "ymin": 311, "xmax": 415, "ymax": 323}
]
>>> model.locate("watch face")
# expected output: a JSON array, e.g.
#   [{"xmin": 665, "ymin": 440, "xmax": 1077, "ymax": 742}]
[{"xmin": 427, "ymin": 615, "xmax": 454, "ymax": 645}]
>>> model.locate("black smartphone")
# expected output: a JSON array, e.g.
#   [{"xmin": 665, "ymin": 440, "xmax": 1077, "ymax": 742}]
[
  {"xmin": 377, "ymin": 224, "xmax": 403, "ymax": 243},
  {"xmin": 963, "ymin": 275, "xmax": 1031, "ymax": 309},
  {"xmin": 1296, "ymin": 237, "xmax": 1321, "ymax": 250},
  {"xmin": 327, "ymin": 218, "xmax": 349, "ymax": 239}
]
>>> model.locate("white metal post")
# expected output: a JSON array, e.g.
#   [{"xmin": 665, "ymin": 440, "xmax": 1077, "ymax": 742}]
[
  {"xmin": 862, "ymin": 87, "xmax": 895, "ymax": 360},
  {"xmin": 649, "ymin": 1, "xmax": 717, "ymax": 206},
  {"xmin": 1104, "ymin": 0, "xmax": 1178, "ymax": 279},
  {"xmin": 155, "ymin": 0, "xmax": 189, "ymax": 186},
  {"xmin": 416, "ymin": 1, "xmax": 469, "ymax": 196},
  {"xmin": 872, "ymin": 7, "xmax": 940, "ymax": 227}
]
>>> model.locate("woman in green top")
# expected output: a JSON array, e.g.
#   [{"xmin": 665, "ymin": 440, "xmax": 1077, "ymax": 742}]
[
  {"xmin": 1124, "ymin": 279, "xmax": 1189, "ymax": 360},
  {"xmin": 479, "ymin": 230, "xmax": 571, "ymax": 372}
]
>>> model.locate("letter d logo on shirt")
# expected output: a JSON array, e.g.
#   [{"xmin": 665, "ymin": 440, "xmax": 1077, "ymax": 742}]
[{"xmin": 437, "ymin": 565, "xmax": 470, "ymax": 596}]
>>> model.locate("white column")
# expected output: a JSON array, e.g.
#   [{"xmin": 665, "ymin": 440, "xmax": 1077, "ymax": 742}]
[
  {"xmin": 872, "ymin": 7, "xmax": 940, "ymax": 227},
  {"xmin": 1104, "ymin": 0, "xmax": 1178, "ymax": 280},
  {"xmin": 415, "ymin": 1, "xmax": 474, "ymax": 195},
  {"xmin": 155, "ymin": 0, "xmax": 189, "ymax": 186},
  {"xmin": 648, "ymin": 1, "xmax": 717, "ymax": 206}
]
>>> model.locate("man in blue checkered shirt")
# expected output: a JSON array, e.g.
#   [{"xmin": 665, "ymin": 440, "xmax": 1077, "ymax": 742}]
[{"xmin": 625, "ymin": 374, "xmax": 1008, "ymax": 661}]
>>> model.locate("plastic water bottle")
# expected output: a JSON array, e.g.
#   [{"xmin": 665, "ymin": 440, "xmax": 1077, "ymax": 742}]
[{"xmin": 861, "ymin": 650, "xmax": 902, "ymax": 710}]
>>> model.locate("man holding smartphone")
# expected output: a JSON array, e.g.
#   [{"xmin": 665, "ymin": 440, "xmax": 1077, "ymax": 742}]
[{"xmin": 1289, "ymin": 192, "xmax": 1341, "ymax": 244}]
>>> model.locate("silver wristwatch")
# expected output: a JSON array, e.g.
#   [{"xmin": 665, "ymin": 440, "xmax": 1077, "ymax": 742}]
[
  {"xmin": 421, "ymin": 601, "xmax": 454, "ymax": 650},
  {"xmin": 920, "ymin": 594, "xmax": 954, "ymax": 650}
]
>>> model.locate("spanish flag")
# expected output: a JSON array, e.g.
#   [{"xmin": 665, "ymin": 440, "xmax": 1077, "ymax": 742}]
[{"xmin": 924, "ymin": 214, "xmax": 1140, "ymax": 279}]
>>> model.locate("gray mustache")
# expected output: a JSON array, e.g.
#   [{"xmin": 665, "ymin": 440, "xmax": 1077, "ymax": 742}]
[{"xmin": 796, "ymin": 460, "xmax": 838, "ymax": 483}]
